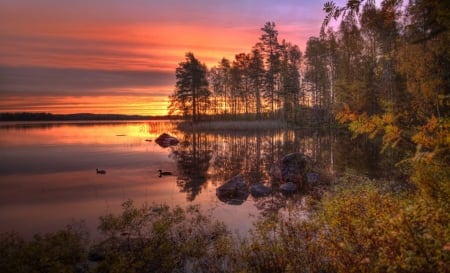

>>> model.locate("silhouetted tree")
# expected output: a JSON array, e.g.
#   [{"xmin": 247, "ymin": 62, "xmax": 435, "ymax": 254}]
[
  {"xmin": 279, "ymin": 40, "xmax": 302, "ymax": 122},
  {"xmin": 209, "ymin": 58, "xmax": 231, "ymax": 115},
  {"xmin": 259, "ymin": 22, "xmax": 282, "ymax": 117},
  {"xmin": 169, "ymin": 52, "xmax": 210, "ymax": 121},
  {"xmin": 249, "ymin": 48, "xmax": 266, "ymax": 119}
]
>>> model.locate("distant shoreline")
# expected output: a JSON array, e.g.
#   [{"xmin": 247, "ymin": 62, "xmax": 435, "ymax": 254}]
[{"xmin": 0, "ymin": 112, "xmax": 181, "ymax": 122}]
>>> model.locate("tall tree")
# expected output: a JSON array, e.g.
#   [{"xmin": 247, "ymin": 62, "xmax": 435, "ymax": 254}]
[
  {"xmin": 397, "ymin": 0, "xmax": 450, "ymax": 122},
  {"xmin": 323, "ymin": 0, "xmax": 450, "ymax": 208},
  {"xmin": 208, "ymin": 66, "xmax": 221, "ymax": 115},
  {"xmin": 249, "ymin": 48, "xmax": 265, "ymax": 119},
  {"xmin": 209, "ymin": 58, "xmax": 231, "ymax": 115},
  {"xmin": 169, "ymin": 52, "xmax": 210, "ymax": 121},
  {"xmin": 334, "ymin": 15, "xmax": 366, "ymax": 114},
  {"xmin": 280, "ymin": 40, "xmax": 302, "ymax": 121},
  {"xmin": 259, "ymin": 21, "xmax": 281, "ymax": 117},
  {"xmin": 232, "ymin": 53, "xmax": 252, "ymax": 115},
  {"xmin": 304, "ymin": 37, "xmax": 330, "ymax": 109}
]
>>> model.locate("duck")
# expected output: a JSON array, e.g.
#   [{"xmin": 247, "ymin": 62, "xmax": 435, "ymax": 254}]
[
  {"xmin": 158, "ymin": 169, "xmax": 172, "ymax": 177},
  {"xmin": 96, "ymin": 168, "xmax": 106, "ymax": 174}
]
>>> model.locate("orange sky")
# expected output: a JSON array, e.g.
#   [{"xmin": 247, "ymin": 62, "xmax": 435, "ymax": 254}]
[{"xmin": 0, "ymin": 0, "xmax": 340, "ymax": 116}]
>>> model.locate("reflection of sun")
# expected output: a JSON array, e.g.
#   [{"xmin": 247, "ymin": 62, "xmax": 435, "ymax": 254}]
[
  {"xmin": 80, "ymin": 95, "xmax": 171, "ymax": 116},
  {"xmin": 1, "ymin": 122, "xmax": 179, "ymax": 147},
  {"xmin": 19, "ymin": 95, "xmax": 171, "ymax": 116}
]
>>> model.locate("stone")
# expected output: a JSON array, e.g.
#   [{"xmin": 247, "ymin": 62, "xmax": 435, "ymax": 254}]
[
  {"xmin": 307, "ymin": 172, "xmax": 320, "ymax": 185},
  {"xmin": 270, "ymin": 152, "xmax": 311, "ymax": 187},
  {"xmin": 280, "ymin": 182, "xmax": 297, "ymax": 193},
  {"xmin": 155, "ymin": 133, "xmax": 179, "ymax": 147},
  {"xmin": 250, "ymin": 183, "xmax": 272, "ymax": 198},
  {"xmin": 216, "ymin": 174, "xmax": 249, "ymax": 205}
]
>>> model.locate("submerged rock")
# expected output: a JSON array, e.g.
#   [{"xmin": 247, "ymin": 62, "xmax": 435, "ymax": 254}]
[
  {"xmin": 250, "ymin": 183, "xmax": 272, "ymax": 198},
  {"xmin": 280, "ymin": 182, "xmax": 297, "ymax": 194},
  {"xmin": 216, "ymin": 174, "xmax": 249, "ymax": 205},
  {"xmin": 155, "ymin": 133, "xmax": 179, "ymax": 147},
  {"xmin": 270, "ymin": 152, "xmax": 311, "ymax": 188}
]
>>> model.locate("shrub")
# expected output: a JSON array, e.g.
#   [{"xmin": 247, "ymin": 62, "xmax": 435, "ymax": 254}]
[
  {"xmin": 92, "ymin": 200, "xmax": 233, "ymax": 273},
  {"xmin": 317, "ymin": 178, "xmax": 450, "ymax": 273},
  {"xmin": 0, "ymin": 225, "xmax": 89, "ymax": 273}
]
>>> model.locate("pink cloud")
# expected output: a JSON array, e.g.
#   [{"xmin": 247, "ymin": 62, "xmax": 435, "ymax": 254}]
[{"xmin": 0, "ymin": 0, "xmax": 332, "ymax": 114}]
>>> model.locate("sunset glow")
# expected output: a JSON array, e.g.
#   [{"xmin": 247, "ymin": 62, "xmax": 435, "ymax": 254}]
[
  {"xmin": 0, "ymin": 0, "xmax": 334, "ymax": 116},
  {"xmin": 0, "ymin": 95, "xmax": 171, "ymax": 116}
]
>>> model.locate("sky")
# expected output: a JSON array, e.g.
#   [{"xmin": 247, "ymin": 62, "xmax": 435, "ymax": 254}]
[{"xmin": 0, "ymin": 0, "xmax": 342, "ymax": 116}]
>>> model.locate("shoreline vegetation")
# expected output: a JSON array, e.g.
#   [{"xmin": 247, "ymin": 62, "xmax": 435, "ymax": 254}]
[
  {"xmin": 0, "ymin": 112, "xmax": 332, "ymax": 130},
  {"xmin": 177, "ymin": 119, "xmax": 289, "ymax": 131},
  {"xmin": 1, "ymin": 176, "xmax": 449, "ymax": 273}
]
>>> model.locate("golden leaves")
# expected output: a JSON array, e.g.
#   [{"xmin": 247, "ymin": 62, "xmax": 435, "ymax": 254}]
[{"xmin": 336, "ymin": 105, "xmax": 405, "ymax": 152}]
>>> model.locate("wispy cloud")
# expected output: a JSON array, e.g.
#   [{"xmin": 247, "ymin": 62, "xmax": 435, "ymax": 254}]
[
  {"xmin": 0, "ymin": 0, "xmax": 331, "ymax": 115},
  {"xmin": 0, "ymin": 65, "xmax": 174, "ymax": 96},
  {"xmin": 0, "ymin": 95, "xmax": 170, "ymax": 115}
]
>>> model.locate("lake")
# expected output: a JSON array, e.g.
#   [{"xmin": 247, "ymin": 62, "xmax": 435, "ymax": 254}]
[{"xmin": 0, "ymin": 120, "xmax": 396, "ymax": 238}]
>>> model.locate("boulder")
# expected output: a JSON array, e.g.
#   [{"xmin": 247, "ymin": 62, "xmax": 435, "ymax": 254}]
[
  {"xmin": 307, "ymin": 172, "xmax": 320, "ymax": 185},
  {"xmin": 270, "ymin": 153, "xmax": 311, "ymax": 187},
  {"xmin": 250, "ymin": 183, "xmax": 272, "ymax": 198},
  {"xmin": 280, "ymin": 182, "xmax": 297, "ymax": 194},
  {"xmin": 155, "ymin": 133, "xmax": 179, "ymax": 147},
  {"xmin": 216, "ymin": 174, "xmax": 249, "ymax": 205}
]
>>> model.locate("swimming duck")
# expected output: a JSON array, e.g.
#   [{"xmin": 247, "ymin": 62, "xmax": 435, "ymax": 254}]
[
  {"xmin": 96, "ymin": 168, "xmax": 106, "ymax": 174},
  {"xmin": 158, "ymin": 169, "xmax": 172, "ymax": 176}
]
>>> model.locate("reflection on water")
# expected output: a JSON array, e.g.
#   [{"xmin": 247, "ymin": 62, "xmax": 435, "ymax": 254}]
[
  {"xmin": 0, "ymin": 121, "xmax": 398, "ymax": 238},
  {"xmin": 172, "ymin": 129, "xmax": 336, "ymax": 217}
]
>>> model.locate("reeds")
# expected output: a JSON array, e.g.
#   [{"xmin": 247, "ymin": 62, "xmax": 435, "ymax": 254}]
[{"xmin": 177, "ymin": 120, "xmax": 289, "ymax": 132}]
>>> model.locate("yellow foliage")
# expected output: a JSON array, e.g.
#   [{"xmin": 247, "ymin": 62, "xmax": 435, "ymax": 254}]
[
  {"xmin": 318, "ymin": 178, "xmax": 450, "ymax": 273},
  {"xmin": 382, "ymin": 124, "xmax": 402, "ymax": 151},
  {"xmin": 336, "ymin": 103, "xmax": 358, "ymax": 123},
  {"xmin": 412, "ymin": 116, "xmax": 449, "ymax": 150},
  {"xmin": 382, "ymin": 112, "xmax": 395, "ymax": 124}
]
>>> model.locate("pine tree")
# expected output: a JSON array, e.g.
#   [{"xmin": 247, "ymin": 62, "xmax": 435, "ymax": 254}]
[{"xmin": 169, "ymin": 52, "xmax": 210, "ymax": 121}]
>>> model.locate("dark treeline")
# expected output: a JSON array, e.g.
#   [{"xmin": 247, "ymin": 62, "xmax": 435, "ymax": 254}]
[
  {"xmin": 169, "ymin": 22, "xmax": 307, "ymax": 123},
  {"xmin": 0, "ymin": 112, "xmax": 180, "ymax": 121},
  {"xmin": 169, "ymin": 0, "xmax": 449, "ymax": 132}
]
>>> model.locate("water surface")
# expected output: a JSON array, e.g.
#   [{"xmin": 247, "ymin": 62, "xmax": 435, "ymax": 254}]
[{"xmin": 0, "ymin": 121, "xmax": 393, "ymax": 238}]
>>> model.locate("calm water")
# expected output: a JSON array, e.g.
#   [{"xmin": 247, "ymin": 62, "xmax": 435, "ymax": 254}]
[{"xmin": 0, "ymin": 120, "xmax": 394, "ymax": 238}]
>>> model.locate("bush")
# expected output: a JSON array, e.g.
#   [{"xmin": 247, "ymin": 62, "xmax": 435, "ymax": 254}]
[
  {"xmin": 317, "ymin": 177, "xmax": 450, "ymax": 273},
  {"xmin": 233, "ymin": 175, "xmax": 450, "ymax": 273},
  {"xmin": 2, "ymin": 177, "xmax": 449, "ymax": 273},
  {"xmin": 92, "ymin": 200, "xmax": 234, "ymax": 273},
  {"xmin": 236, "ymin": 215, "xmax": 331, "ymax": 273},
  {"xmin": 0, "ymin": 225, "xmax": 89, "ymax": 273}
]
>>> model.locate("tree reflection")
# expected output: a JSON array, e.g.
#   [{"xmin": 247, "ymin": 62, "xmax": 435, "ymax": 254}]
[
  {"xmin": 173, "ymin": 131, "xmax": 212, "ymax": 201},
  {"xmin": 171, "ymin": 126, "xmax": 400, "ymax": 214}
]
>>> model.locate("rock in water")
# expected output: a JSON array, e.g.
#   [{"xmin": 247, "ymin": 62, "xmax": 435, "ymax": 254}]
[
  {"xmin": 280, "ymin": 182, "xmax": 297, "ymax": 194},
  {"xmin": 155, "ymin": 133, "xmax": 179, "ymax": 147},
  {"xmin": 250, "ymin": 183, "xmax": 272, "ymax": 197},
  {"xmin": 216, "ymin": 174, "xmax": 249, "ymax": 205},
  {"xmin": 270, "ymin": 152, "xmax": 311, "ymax": 188}
]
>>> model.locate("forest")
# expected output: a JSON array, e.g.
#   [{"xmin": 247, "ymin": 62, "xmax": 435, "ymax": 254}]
[
  {"xmin": 169, "ymin": 0, "xmax": 449, "ymax": 130},
  {"xmin": 1, "ymin": 0, "xmax": 449, "ymax": 272}
]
